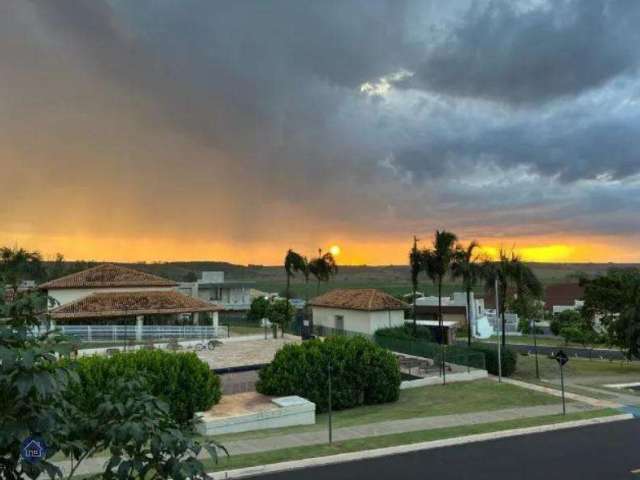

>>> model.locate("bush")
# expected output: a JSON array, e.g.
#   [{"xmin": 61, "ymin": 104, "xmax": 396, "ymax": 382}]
[
  {"xmin": 256, "ymin": 336, "xmax": 400, "ymax": 412},
  {"xmin": 68, "ymin": 349, "xmax": 221, "ymax": 425},
  {"xmin": 470, "ymin": 343, "xmax": 517, "ymax": 377}
]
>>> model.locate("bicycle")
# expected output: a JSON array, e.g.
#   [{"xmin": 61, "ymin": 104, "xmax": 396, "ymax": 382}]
[{"xmin": 194, "ymin": 339, "xmax": 223, "ymax": 351}]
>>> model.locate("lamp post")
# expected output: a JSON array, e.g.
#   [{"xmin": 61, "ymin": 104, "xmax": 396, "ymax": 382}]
[
  {"xmin": 495, "ymin": 278, "xmax": 502, "ymax": 382},
  {"xmin": 532, "ymin": 316, "xmax": 540, "ymax": 379}
]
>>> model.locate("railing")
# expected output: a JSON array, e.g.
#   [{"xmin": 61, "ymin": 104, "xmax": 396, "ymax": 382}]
[
  {"xmin": 309, "ymin": 325, "xmax": 486, "ymax": 372},
  {"xmin": 58, "ymin": 325, "xmax": 226, "ymax": 343}
]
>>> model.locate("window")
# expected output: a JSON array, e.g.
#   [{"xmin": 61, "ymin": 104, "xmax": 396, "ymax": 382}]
[{"xmin": 334, "ymin": 315, "xmax": 344, "ymax": 331}]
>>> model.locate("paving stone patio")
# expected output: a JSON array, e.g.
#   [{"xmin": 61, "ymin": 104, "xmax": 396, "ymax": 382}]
[{"xmin": 196, "ymin": 335, "xmax": 301, "ymax": 370}]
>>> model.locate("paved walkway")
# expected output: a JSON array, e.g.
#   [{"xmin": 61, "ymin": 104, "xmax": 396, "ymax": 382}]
[
  {"xmin": 197, "ymin": 335, "xmax": 301, "ymax": 370},
  {"xmin": 53, "ymin": 401, "xmax": 594, "ymax": 477}
]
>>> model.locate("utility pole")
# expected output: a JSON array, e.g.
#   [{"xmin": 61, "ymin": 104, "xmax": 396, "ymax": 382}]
[
  {"xmin": 495, "ymin": 278, "xmax": 502, "ymax": 383},
  {"xmin": 532, "ymin": 316, "xmax": 540, "ymax": 379},
  {"xmin": 327, "ymin": 362, "xmax": 333, "ymax": 444}
]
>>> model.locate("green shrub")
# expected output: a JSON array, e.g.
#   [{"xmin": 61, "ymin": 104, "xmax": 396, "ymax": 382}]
[
  {"xmin": 256, "ymin": 336, "xmax": 400, "ymax": 412},
  {"xmin": 470, "ymin": 343, "xmax": 517, "ymax": 377},
  {"xmin": 68, "ymin": 349, "xmax": 221, "ymax": 425}
]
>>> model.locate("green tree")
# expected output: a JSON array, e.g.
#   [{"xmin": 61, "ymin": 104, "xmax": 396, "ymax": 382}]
[
  {"xmin": 550, "ymin": 309, "xmax": 582, "ymax": 336},
  {"xmin": 284, "ymin": 249, "xmax": 308, "ymax": 329},
  {"xmin": 581, "ymin": 268, "xmax": 640, "ymax": 358},
  {"xmin": 409, "ymin": 236, "xmax": 421, "ymax": 335},
  {"xmin": 422, "ymin": 230, "xmax": 458, "ymax": 345},
  {"xmin": 0, "ymin": 288, "xmax": 74, "ymax": 479},
  {"xmin": 247, "ymin": 296, "xmax": 270, "ymax": 323},
  {"xmin": 0, "ymin": 247, "xmax": 44, "ymax": 290},
  {"xmin": 308, "ymin": 249, "xmax": 338, "ymax": 295},
  {"xmin": 422, "ymin": 230, "xmax": 458, "ymax": 383},
  {"xmin": 266, "ymin": 299, "xmax": 295, "ymax": 338},
  {"xmin": 452, "ymin": 240, "xmax": 481, "ymax": 346}
]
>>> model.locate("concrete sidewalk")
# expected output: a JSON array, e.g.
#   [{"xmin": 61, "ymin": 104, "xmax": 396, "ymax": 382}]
[{"xmin": 54, "ymin": 401, "xmax": 593, "ymax": 476}]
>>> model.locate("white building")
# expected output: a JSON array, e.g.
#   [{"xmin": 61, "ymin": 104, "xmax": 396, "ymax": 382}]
[
  {"xmin": 309, "ymin": 288, "xmax": 407, "ymax": 335},
  {"xmin": 414, "ymin": 292, "xmax": 493, "ymax": 339},
  {"xmin": 178, "ymin": 271, "xmax": 255, "ymax": 311},
  {"xmin": 39, "ymin": 264, "xmax": 220, "ymax": 334}
]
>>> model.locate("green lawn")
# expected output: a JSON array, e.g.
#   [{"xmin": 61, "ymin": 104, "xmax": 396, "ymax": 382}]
[
  {"xmin": 514, "ymin": 353, "xmax": 640, "ymax": 382},
  {"xmin": 207, "ymin": 379, "xmax": 561, "ymax": 443},
  {"xmin": 206, "ymin": 409, "xmax": 619, "ymax": 473},
  {"xmin": 485, "ymin": 335, "xmax": 609, "ymax": 348}
]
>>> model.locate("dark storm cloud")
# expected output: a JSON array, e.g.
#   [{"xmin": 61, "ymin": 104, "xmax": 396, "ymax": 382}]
[
  {"xmin": 2, "ymin": 0, "xmax": 640, "ymax": 254},
  {"xmin": 393, "ymin": 105, "xmax": 640, "ymax": 183},
  {"xmin": 402, "ymin": 0, "xmax": 640, "ymax": 104}
]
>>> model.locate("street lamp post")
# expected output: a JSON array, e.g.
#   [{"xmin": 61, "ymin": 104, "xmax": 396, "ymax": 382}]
[
  {"xmin": 532, "ymin": 317, "xmax": 540, "ymax": 379},
  {"xmin": 495, "ymin": 278, "xmax": 502, "ymax": 382}
]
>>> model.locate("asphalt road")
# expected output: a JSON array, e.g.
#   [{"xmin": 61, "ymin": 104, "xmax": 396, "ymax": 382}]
[{"xmin": 248, "ymin": 419, "xmax": 640, "ymax": 480}]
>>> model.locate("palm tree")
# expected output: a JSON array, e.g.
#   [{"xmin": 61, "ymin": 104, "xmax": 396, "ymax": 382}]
[
  {"xmin": 422, "ymin": 230, "xmax": 458, "ymax": 383},
  {"xmin": 409, "ymin": 236, "xmax": 421, "ymax": 335},
  {"xmin": 308, "ymin": 249, "xmax": 338, "ymax": 295},
  {"xmin": 284, "ymin": 249, "xmax": 308, "ymax": 336},
  {"xmin": 452, "ymin": 241, "xmax": 481, "ymax": 346},
  {"xmin": 482, "ymin": 249, "xmax": 511, "ymax": 347},
  {"xmin": 483, "ymin": 249, "xmax": 542, "ymax": 347}
]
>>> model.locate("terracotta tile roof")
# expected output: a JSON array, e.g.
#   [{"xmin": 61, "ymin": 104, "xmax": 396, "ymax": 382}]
[
  {"xmin": 544, "ymin": 283, "xmax": 584, "ymax": 310},
  {"xmin": 39, "ymin": 264, "xmax": 177, "ymax": 290},
  {"xmin": 309, "ymin": 289, "xmax": 408, "ymax": 311},
  {"xmin": 50, "ymin": 290, "xmax": 220, "ymax": 319}
]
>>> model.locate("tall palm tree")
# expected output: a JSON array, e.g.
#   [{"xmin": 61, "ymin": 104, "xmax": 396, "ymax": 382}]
[
  {"xmin": 284, "ymin": 249, "xmax": 308, "ymax": 336},
  {"xmin": 422, "ymin": 230, "xmax": 458, "ymax": 383},
  {"xmin": 409, "ymin": 236, "xmax": 421, "ymax": 335},
  {"xmin": 308, "ymin": 249, "xmax": 338, "ymax": 295},
  {"xmin": 483, "ymin": 249, "xmax": 541, "ymax": 347},
  {"xmin": 452, "ymin": 241, "xmax": 481, "ymax": 346},
  {"xmin": 482, "ymin": 249, "xmax": 511, "ymax": 347}
]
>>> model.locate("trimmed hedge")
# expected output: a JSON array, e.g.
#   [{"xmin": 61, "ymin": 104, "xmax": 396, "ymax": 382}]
[
  {"xmin": 470, "ymin": 343, "xmax": 517, "ymax": 377},
  {"xmin": 68, "ymin": 349, "xmax": 221, "ymax": 425},
  {"xmin": 256, "ymin": 336, "xmax": 401, "ymax": 412},
  {"xmin": 375, "ymin": 324, "xmax": 433, "ymax": 342}
]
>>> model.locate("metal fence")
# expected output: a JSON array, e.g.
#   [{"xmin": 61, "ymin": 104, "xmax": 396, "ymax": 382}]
[
  {"xmin": 59, "ymin": 325, "xmax": 226, "ymax": 343},
  {"xmin": 310, "ymin": 325, "xmax": 486, "ymax": 372}
]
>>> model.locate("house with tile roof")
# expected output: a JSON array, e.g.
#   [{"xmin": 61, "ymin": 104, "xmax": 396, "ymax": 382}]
[
  {"xmin": 309, "ymin": 288, "xmax": 408, "ymax": 335},
  {"xmin": 39, "ymin": 264, "xmax": 221, "ymax": 337}
]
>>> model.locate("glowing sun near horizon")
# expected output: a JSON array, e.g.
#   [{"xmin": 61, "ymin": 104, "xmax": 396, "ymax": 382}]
[{"xmin": 329, "ymin": 245, "xmax": 341, "ymax": 256}]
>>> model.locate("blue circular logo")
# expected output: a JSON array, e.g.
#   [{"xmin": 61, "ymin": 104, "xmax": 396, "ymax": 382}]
[{"xmin": 21, "ymin": 437, "xmax": 47, "ymax": 464}]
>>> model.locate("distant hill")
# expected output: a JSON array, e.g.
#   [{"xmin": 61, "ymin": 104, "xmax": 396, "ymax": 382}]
[{"xmin": 40, "ymin": 260, "xmax": 639, "ymax": 299}]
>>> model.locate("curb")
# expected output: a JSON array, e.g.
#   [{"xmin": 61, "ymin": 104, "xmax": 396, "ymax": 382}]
[{"xmin": 211, "ymin": 413, "xmax": 633, "ymax": 479}]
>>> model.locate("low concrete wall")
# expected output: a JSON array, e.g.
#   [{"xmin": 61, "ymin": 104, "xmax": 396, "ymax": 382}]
[
  {"xmin": 400, "ymin": 369, "xmax": 488, "ymax": 389},
  {"xmin": 196, "ymin": 396, "xmax": 315, "ymax": 436}
]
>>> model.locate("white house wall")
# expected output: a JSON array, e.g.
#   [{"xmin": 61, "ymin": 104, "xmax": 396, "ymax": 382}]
[{"xmin": 312, "ymin": 307, "xmax": 404, "ymax": 335}]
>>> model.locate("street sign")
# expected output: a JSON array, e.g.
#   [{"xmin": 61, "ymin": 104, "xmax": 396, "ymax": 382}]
[
  {"xmin": 555, "ymin": 350, "xmax": 569, "ymax": 366},
  {"xmin": 21, "ymin": 436, "xmax": 47, "ymax": 464}
]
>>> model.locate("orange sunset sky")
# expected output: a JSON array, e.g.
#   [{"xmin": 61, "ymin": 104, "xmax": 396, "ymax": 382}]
[{"xmin": 2, "ymin": 1, "xmax": 639, "ymax": 265}]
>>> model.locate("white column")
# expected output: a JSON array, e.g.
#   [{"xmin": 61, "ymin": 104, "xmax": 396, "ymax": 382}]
[
  {"xmin": 212, "ymin": 311, "xmax": 219, "ymax": 336},
  {"xmin": 49, "ymin": 318, "xmax": 56, "ymax": 332},
  {"xmin": 193, "ymin": 312, "xmax": 199, "ymax": 324},
  {"xmin": 136, "ymin": 315, "xmax": 144, "ymax": 341}
]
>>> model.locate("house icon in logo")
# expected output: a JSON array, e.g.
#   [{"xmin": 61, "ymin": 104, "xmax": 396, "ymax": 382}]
[{"xmin": 21, "ymin": 437, "xmax": 47, "ymax": 464}]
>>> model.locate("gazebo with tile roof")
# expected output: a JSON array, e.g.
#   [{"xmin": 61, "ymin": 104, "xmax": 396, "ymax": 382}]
[{"xmin": 40, "ymin": 264, "xmax": 222, "ymax": 337}]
